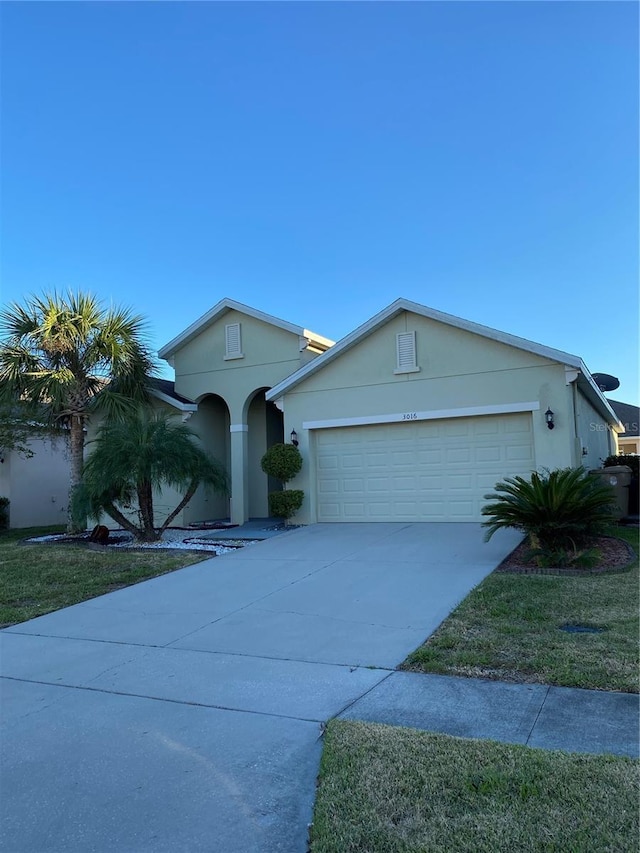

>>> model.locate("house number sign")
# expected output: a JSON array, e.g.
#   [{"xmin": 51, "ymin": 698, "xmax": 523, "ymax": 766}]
[{"xmin": 401, "ymin": 412, "xmax": 418, "ymax": 420}]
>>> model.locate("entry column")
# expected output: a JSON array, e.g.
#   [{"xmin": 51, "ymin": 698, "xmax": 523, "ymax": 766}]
[{"xmin": 229, "ymin": 423, "xmax": 249, "ymax": 525}]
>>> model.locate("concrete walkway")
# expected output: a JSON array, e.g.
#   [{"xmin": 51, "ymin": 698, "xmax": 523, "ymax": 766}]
[
  {"xmin": 193, "ymin": 518, "xmax": 290, "ymax": 540},
  {"xmin": 339, "ymin": 671, "xmax": 639, "ymax": 757},
  {"xmin": 1, "ymin": 523, "xmax": 637, "ymax": 852}
]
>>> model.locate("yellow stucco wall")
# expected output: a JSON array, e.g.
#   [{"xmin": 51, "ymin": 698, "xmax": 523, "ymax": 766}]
[
  {"xmin": 1, "ymin": 435, "xmax": 70, "ymax": 529},
  {"xmin": 170, "ymin": 308, "xmax": 317, "ymax": 523},
  {"xmin": 279, "ymin": 311, "xmax": 583, "ymax": 523},
  {"xmin": 172, "ymin": 309, "xmax": 305, "ymax": 421},
  {"xmin": 574, "ymin": 390, "xmax": 616, "ymax": 469}
]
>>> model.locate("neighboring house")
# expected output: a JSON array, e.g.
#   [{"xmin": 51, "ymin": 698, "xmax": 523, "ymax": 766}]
[
  {"xmin": 608, "ymin": 400, "xmax": 640, "ymax": 456},
  {"xmin": 0, "ymin": 433, "xmax": 71, "ymax": 528},
  {"xmin": 160, "ymin": 297, "xmax": 623, "ymax": 526},
  {"xmin": 1, "ymin": 380, "xmax": 198, "ymax": 530}
]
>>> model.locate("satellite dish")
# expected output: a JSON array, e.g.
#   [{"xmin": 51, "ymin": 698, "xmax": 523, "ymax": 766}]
[{"xmin": 592, "ymin": 373, "xmax": 620, "ymax": 392}]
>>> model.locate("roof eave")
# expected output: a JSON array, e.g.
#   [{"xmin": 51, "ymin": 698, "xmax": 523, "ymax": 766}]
[
  {"xmin": 574, "ymin": 365, "xmax": 624, "ymax": 431},
  {"xmin": 267, "ymin": 300, "xmax": 408, "ymax": 401},
  {"xmin": 158, "ymin": 297, "xmax": 328, "ymax": 361},
  {"xmin": 267, "ymin": 297, "xmax": 588, "ymax": 401},
  {"xmin": 149, "ymin": 388, "xmax": 198, "ymax": 413}
]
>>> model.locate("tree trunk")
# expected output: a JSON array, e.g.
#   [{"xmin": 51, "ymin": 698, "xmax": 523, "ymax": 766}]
[
  {"xmin": 136, "ymin": 479, "xmax": 158, "ymax": 541},
  {"xmin": 67, "ymin": 414, "xmax": 86, "ymax": 533},
  {"xmin": 159, "ymin": 478, "xmax": 199, "ymax": 535},
  {"xmin": 101, "ymin": 502, "xmax": 144, "ymax": 539}
]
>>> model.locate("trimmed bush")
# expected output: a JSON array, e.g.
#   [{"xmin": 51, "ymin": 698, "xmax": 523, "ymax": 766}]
[
  {"xmin": 262, "ymin": 442, "xmax": 304, "ymax": 521},
  {"xmin": 482, "ymin": 467, "xmax": 616, "ymax": 553},
  {"xmin": 268, "ymin": 489, "xmax": 304, "ymax": 520},
  {"xmin": 260, "ymin": 443, "xmax": 303, "ymax": 483},
  {"xmin": 0, "ymin": 496, "xmax": 9, "ymax": 530}
]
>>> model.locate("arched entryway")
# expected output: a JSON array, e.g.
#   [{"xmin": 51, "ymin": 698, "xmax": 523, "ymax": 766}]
[
  {"xmin": 246, "ymin": 388, "xmax": 284, "ymax": 518},
  {"xmin": 184, "ymin": 393, "xmax": 231, "ymax": 523}
]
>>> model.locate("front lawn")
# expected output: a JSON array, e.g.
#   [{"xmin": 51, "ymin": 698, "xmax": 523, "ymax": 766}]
[
  {"xmin": 310, "ymin": 720, "xmax": 639, "ymax": 853},
  {"xmin": 403, "ymin": 527, "xmax": 639, "ymax": 692},
  {"xmin": 0, "ymin": 526, "xmax": 208, "ymax": 627}
]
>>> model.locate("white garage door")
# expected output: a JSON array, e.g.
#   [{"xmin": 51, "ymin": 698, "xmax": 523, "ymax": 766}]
[{"xmin": 315, "ymin": 413, "xmax": 535, "ymax": 522}]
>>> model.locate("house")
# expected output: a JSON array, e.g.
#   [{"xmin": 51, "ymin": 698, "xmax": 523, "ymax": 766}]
[
  {"xmin": 160, "ymin": 297, "xmax": 623, "ymax": 526},
  {"xmin": 2, "ymin": 297, "xmax": 624, "ymax": 530},
  {"xmin": 607, "ymin": 400, "xmax": 640, "ymax": 456}
]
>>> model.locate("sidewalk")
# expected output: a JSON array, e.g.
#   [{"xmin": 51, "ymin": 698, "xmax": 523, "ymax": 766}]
[
  {"xmin": 338, "ymin": 671, "xmax": 640, "ymax": 758},
  {"xmin": 191, "ymin": 518, "xmax": 290, "ymax": 540}
]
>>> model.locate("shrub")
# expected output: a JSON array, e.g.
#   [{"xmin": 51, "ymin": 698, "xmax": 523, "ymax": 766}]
[
  {"xmin": 268, "ymin": 489, "xmax": 304, "ymax": 520},
  {"xmin": 261, "ymin": 442, "xmax": 304, "ymax": 521},
  {"xmin": 260, "ymin": 443, "xmax": 303, "ymax": 483},
  {"xmin": 0, "ymin": 496, "xmax": 9, "ymax": 529},
  {"xmin": 482, "ymin": 467, "xmax": 616, "ymax": 552}
]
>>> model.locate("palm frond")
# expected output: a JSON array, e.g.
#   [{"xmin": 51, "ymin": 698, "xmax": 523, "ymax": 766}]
[
  {"xmin": 79, "ymin": 409, "xmax": 229, "ymax": 541},
  {"xmin": 0, "ymin": 290, "xmax": 157, "ymax": 416},
  {"xmin": 482, "ymin": 467, "xmax": 616, "ymax": 549}
]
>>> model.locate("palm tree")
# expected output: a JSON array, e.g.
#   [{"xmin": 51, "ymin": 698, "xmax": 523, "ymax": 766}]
[
  {"xmin": 0, "ymin": 291, "xmax": 157, "ymax": 531},
  {"xmin": 74, "ymin": 409, "xmax": 229, "ymax": 542}
]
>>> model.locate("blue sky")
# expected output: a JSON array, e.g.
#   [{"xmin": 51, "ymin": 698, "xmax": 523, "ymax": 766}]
[{"xmin": 1, "ymin": 2, "xmax": 638, "ymax": 403}]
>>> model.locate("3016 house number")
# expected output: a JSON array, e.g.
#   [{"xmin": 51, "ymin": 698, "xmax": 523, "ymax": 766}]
[{"xmin": 402, "ymin": 412, "xmax": 418, "ymax": 420}]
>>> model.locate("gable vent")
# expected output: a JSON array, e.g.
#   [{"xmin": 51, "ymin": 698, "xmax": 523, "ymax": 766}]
[
  {"xmin": 395, "ymin": 331, "xmax": 418, "ymax": 373},
  {"xmin": 224, "ymin": 323, "xmax": 243, "ymax": 359}
]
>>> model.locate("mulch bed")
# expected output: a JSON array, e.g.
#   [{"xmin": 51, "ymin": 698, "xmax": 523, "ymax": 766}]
[{"xmin": 496, "ymin": 535, "xmax": 637, "ymax": 576}]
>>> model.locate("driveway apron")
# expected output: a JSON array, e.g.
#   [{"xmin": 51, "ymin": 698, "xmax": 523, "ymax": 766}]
[{"xmin": 1, "ymin": 522, "xmax": 520, "ymax": 853}]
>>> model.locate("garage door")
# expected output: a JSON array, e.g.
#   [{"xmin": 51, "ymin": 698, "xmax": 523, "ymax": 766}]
[{"xmin": 315, "ymin": 413, "xmax": 535, "ymax": 522}]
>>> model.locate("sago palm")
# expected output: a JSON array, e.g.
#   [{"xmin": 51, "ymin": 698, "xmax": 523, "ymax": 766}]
[
  {"xmin": 481, "ymin": 467, "xmax": 616, "ymax": 550},
  {"xmin": 0, "ymin": 291, "xmax": 157, "ymax": 531},
  {"xmin": 74, "ymin": 409, "xmax": 229, "ymax": 542}
]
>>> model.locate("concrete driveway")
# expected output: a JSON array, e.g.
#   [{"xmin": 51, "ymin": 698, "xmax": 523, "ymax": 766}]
[{"xmin": 1, "ymin": 522, "xmax": 520, "ymax": 853}]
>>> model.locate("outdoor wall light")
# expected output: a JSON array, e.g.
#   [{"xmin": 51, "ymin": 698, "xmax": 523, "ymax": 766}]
[
  {"xmin": 290, "ymin": 429, "xmax": 299, "ymax": 447},
  {"xmin": 545, "ymin": 408, "xmax": 555, "ymax": 430}
]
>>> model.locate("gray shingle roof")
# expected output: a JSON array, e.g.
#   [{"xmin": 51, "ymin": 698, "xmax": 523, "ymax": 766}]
[
  {"xmin": 148, "ymin": 378, "xmax": 195, "ymax": 406},
  {"xmin": 607, "ymin": 399, "xmax": 640, "ymax": 436}
]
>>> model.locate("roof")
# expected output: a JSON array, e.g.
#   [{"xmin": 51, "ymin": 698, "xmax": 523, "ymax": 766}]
[
  {"xmin": 158, "ymin": 298, "xmax": 334, "ymax": 361},
  {"xmin": 266, "ymin": 297, "xmax": 622, "ymax": 428},
  {"xmin": 148, "ymin": 378, "xmax": 197, "ymax": 412},
  {"xmin": 607, "ymin": 400, "xmax": 640, "ymax": 436}
]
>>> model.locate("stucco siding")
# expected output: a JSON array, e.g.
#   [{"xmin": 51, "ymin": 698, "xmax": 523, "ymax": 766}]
[
  {"xmin": 247, "ymin": 394, "xmax": 269, "ymax": 517},
  {"xmin": 575, "ymin": 390, "xmax": 615, "ymax": 470},
  {"xmin": 292, "ymin": 312, "xmax": 557, "ymax": 395},
  {"xmin": 2, "ymin": 436, "xmax": 70, "ymax": 528},
  {"xmin": 172, "ymin": 310, "xmax": 304, "ymax": 420},
  {"xmin": 185, "ymin": 396, "xmax": 230, "ymax": 523}
]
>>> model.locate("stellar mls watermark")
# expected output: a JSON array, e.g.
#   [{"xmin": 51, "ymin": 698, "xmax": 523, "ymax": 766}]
[{"xmin": 589, "ymin": 421, "xmax": 638, "ymax": 433}]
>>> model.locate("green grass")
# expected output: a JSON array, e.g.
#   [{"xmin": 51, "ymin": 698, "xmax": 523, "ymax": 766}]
[
  {"xmin": 0, "ymin": 526, "xmax": 208, "ymax": 626},
  {"xmin": 403, "ymin": 528, "xmax": 639, "ymax": 693},
  {"xmin": 310, "ymin": 720, "xmax": 640, "ymax": 853}
]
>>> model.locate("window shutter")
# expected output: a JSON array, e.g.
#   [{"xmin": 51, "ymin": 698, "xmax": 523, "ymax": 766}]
[
  {"xmin": 225, "ymin": 323, "xmax": 242, "ymax": 358},
  {"xmin": 396, "ymin": 331, "xmax": 416, "ymax": 371}
]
